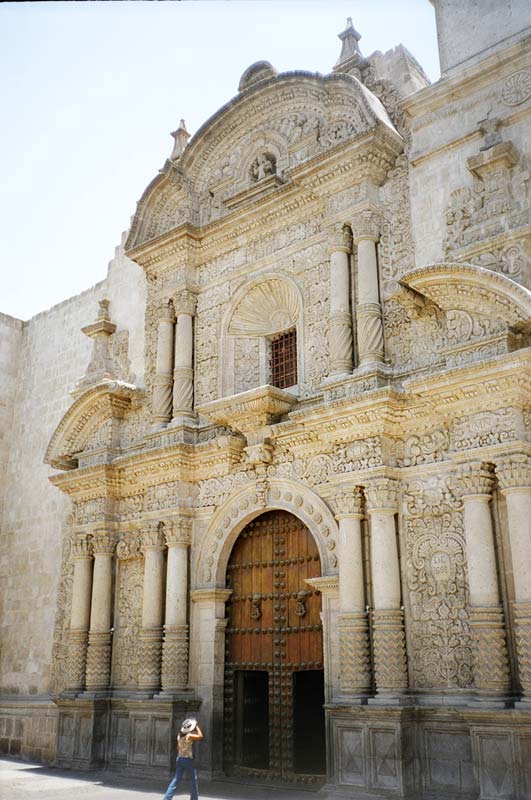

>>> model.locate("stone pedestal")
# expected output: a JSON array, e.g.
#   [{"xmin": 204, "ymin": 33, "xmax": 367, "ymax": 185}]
[
  {"xmin": 85, "ymin": 532, "xmax": 116, "ymax": 692},
  {"xmin": 457, "ymin": 462, "xmax": 510, "ymax": 700},
  {"xmin": 496, "ymin": 455, "xmax": 531, "ymax": 701},
  {"xmin": 365, "ymin": 478, "xmax": 408, "ymax": 697}
]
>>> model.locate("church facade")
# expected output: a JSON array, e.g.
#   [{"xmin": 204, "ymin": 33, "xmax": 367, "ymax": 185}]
[{"xmin": 1, "ymin": 2, "xmax": 531, "ymax": 798}]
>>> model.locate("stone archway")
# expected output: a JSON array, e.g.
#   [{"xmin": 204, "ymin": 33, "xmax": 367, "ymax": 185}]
[{"xmin": 223, "ymin": 509, "xmax": 326, "ymax": 782}]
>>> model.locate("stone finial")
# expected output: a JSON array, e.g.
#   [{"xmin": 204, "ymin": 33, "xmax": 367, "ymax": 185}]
[
  {"xmin": 335, "ymin": 17, "xmax": 362, "ymax": 68},
  {"xmin": 170, "ymin": 120, "xmax": 191, "ymax": 161},
  {"xmin": 78, "ymin": 298, "xmax": 118, "ymax": 388}
]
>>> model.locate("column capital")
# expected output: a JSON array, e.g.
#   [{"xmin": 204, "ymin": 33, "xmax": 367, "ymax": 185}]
[
  {"xmin": 164, "ymin": 516, "xmax": 193, "ymax": 547},
  {"xmin": 91, "ymin": 531, "xmax": 117, "ymax": 556},
  {"xmin": 452, "ymin": 461, "xmax": 494, "ymax": 499},
  {"xmin": 156, "ymin": 299, "xmax": 175, "ymax": 323},
  {"xmin": 72, "ymin": 532, "xmax": 93, "ymax": 559},
  {"xmin": 174, "ymin": 290, "xmax": 197, "ymax": 317},
  {"xmin": 141, "ymin": 523, "xmax": 166, "ymax": 551},
  {"xmin": 190, "ymin": 588, "xmax": 232, "ymax": 604},
  {"xmin": 495, "ymin": 455, "xmax": 531, "ymax": 493},
  {"xmin": 332, "ymin": 487, "xmax": 364, "ymax": 519},
  {"xmin": 352, "ymin": 209, "xmax": 381, "ymax": 244},
  {"xmin": 365, "ymin": 478, "xmax": 399, "ymax": 514},
  {"xmin": 326, "ymin": 222, "xmax": 352, "ymax": 255}
]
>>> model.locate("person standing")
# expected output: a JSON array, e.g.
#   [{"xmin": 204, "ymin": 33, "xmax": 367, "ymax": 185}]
[{"xmin": 163, "ymin": 718, "xmax": 204, "ymax": 800}]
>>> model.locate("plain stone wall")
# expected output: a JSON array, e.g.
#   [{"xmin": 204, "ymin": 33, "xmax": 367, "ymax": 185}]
[
  {"xmin": 0, "ymin": 239, "xmax": 146, "ymax": 698},
  {"xmin": 433, "ymin": 0, "xmax": 531, "ymax": 76},
  {"xmin": 0, "ymin": 314, "xmax": 23, "ymax": 520}
]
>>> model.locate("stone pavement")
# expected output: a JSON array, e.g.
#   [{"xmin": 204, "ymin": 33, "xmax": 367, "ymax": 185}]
[{"xmin": 0, "ymin": 758, "xmax": 325, "ymax": 800}]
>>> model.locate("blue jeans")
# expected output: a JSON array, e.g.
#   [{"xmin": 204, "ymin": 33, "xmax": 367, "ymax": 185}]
[{"xmin": 163, "ymin": 756, "xmax": 199, "ymax": 800}]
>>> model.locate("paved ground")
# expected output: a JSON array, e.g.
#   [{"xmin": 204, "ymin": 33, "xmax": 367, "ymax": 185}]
[{"xmin": 0, "ymin": 758, "xmax": 324, "ymax": 800}]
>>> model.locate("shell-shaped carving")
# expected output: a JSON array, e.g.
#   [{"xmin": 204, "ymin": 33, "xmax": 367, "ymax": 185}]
[{"xmin": 228, "ymin": 278, "xmax": 300, "ymax": 336}]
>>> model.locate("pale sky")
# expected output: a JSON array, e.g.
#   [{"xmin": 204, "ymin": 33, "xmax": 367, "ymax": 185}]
[{"xmin": 1, "ymin": 1, "xmax": 439, "ymax": 321}]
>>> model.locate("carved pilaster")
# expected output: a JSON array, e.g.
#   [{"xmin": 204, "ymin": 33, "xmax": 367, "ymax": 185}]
[
  {"xmin": 85, "ymin": 532, "xmax": 116, "ymax": 692},
  {"xmin": 469, "ymin": 606, "xmax": 511, "ymax": 694},
  {"xmin": 161, "ymin": 625, "xmax": 189, "ymax": 692},
  {"xmin": 172, "ymin": 292, "xmax": 197, "ymax": 420},
  {"xmin": 161, "ymin": 515, "xmax": 192, "ymax": 692},
  {"xmin": 85, "ymin": 630, "xmax": 113, "ymax": 691},
  {"xmin": 513, "ymin": 602, "xmax": 531, "ymax": 698},
  {"xmin": 371, "ymin": 609, "xmax": 408, "ymax": 692},
  {"xmin": 138, "ymin": 523, "xmax": 165, "ymax": 693},
  {"xmin": 66, "ymin": 630, "xmax": 89, "ymax": 693},
  {"xmin": 66, "ymin": 533, "xmax": 93, "ymax": 692},
  {"xmin": 328, "ymin": 223, "xmax": 353, "ymax": 375},
  {"xmin": 338, "ymin": 612, "xmax": 371, "ymax": 696},
  {"xmin": 353, "ymin": 209, "xmax": 384, "ymax": 365},
  {"xmin": 152, "ymin": 301, "xmax": 175, "ymax": 428}
]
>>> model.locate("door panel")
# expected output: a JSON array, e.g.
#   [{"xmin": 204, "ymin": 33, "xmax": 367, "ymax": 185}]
[{"xmin": 224, "ymin": 511, "xmax": 324, "ymax": 781}]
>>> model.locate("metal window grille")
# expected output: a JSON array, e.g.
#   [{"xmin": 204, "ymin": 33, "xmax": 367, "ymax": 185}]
[{"xmin": 270, "ymin": 330, "xmax": 297, "ymax": 389}]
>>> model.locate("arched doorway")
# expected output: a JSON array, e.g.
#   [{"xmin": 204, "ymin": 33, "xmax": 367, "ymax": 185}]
[{"xmin": 223, "ymin": 510, "xmax": 326, "ymax": 782}]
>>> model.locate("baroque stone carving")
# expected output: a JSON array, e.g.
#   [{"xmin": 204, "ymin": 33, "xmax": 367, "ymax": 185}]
[
  {"xmin": 228, "ymin": 277, "xmax": 300, "ymax": 337},
  {"xmin": 112, "ymin": 558, "xmax": 144, "ymax": 688},
  {"xmin": 501, "ymin": 70, "xmax": 531, "ymax": 106}
]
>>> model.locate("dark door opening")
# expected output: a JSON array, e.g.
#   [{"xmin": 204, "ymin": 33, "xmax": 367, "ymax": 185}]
[
  {"xmin": 293, "ymin": 670, "xmax": 326, "ymax": 774},
  {"xmin": 233, "ymin": 670, "xmax": 269, "ymax": 770}
]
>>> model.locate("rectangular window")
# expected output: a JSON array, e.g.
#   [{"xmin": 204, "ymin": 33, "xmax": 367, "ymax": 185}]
[{"xmin": 270, "ymin": 329, "xmax": 297, "ymax": 389}]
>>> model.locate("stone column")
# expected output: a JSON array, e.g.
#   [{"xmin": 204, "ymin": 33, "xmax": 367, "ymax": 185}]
[
  {"xmin": 333, "ymin": 488, "xmax": 371, "ymax": 698},
  {"xmin": 496, "ymin": 455, "xmax": 531, "ymax": 699},
  {"xmin": 66, "ymin": 533, "xmax": 94, "ymax": 692},
  {"xmin": 161, "ymin": 516, "xmax": 192, "ymax": 693},
  {"xmin": 365, "ymin": 478, "xmax": 408, "ymax": 696},
  {"xmin": 353, "ymin": 210, "xmax": 384, "ymax": 366},
  {"xmin": 172, "ymin": 291, "xmax": 197, "ymax": 421},
  {"xmin": 85, "ymin": 531, "xmax": 116, "ymax": 692},
  {"xmin": 152, "ymin": 301, "xmax": 175, "ymax": 428},
  {"xmin": 137, "ymin": 523, "xmax": 166, "ymax": 694},
  {"xmin": 328, "ymin": 224, "xmax": 353, "ymax": 375},
  {"xmin": 457, "ymin": 462, "xmax": 510, "ymax": 698}
]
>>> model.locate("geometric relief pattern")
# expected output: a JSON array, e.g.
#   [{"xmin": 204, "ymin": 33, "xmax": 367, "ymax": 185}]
[
  {"xmin": 371, "ymin": 730, "xmax": 399, "ymax": 790},
  {"xmin": 339, "ymin": 728, "xmax": 366, "ymax": 786},
  {"xmin": 111, "ymin": 560, "xmax": 144, "ymax": 688},
  {"xmin": 476, "ymin": 734, "xmax": 514, "ymax": 799},
  {"xmin": 404, "ymin": 511, "xmax": 473, "ymax": 688}
]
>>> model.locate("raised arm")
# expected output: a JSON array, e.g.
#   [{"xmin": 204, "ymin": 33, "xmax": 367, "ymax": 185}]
[{"xmin": 189, "ymin": 724, "xmax": 204, "ymax": 741}]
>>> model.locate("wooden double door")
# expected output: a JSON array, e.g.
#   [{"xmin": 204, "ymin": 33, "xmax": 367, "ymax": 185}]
[{"xmin": 223, "ymin": 511, "xmax": 326, "ymax": 781}]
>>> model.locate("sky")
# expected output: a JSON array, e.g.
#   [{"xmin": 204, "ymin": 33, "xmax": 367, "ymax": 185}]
[{"xmin": 0, "ymin": 1, "xmax": 440, "ymax": 321}]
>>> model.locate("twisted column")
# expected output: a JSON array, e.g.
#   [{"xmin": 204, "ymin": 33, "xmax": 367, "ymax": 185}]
[
  {"xmin": 327, "ymin": 224, "xmax": 353, "ymax": 375},
  {"xmin": 353, "ymin": 210, "xmax": 384, "ymax": 366},
  {"xmin": 137, "ymin": 523, "xmax": 166, "ymax": 693},
  {"xmin": 85, "ymin": 531, "xmax": 116, "ymax": 691},
  {"xmin": 496, "ymin": 455, "xmax": 531, "ymax": 699},
  {"xmin": 161, "ymin": 516, "xmax": 192, "ymax": 693},
  {"xmin": 334, "ymin": 488, "xmax": 371, "ymax": 698},
  {"xmin": 152, "ymin": 301, "xmax": 175, "ymax": 428},
  {"xmin": 456, "ymin": 462, "xmax": 510, "ymax": 698},
  {"xmin": 172, "ymin": 291, "xmax": 197, "ymax": 421},
  {"xmin": 365, "ymin": 478, "xmax": 408, "ymax": 695},
  {"xmin": 66, "ymin": 533, "xmax": 93, "ymax": 692}
]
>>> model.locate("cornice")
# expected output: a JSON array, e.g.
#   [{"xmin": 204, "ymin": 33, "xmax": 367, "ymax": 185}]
[{"xmin": 49, "ymin": 464, "xmax": 121, "ymax": 498}]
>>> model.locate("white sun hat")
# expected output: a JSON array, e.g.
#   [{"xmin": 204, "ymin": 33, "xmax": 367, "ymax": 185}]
[{"xmin": 181, "ymin": 718, "xmax": 197, "ymax": 734}]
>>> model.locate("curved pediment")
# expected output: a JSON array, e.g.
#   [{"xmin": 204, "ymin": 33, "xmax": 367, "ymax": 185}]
[
  {"xmin": 45, "ymin": 381, "xmax": 140, "ymax": 470},
  {"xmin": 126, "ymin": 70, "xmax": 401, "ymax": 252},
  {"xmin": 228, "ymin": 275, "xmax": 301, "ymax": 337},
  {"xmin": 401, "ymin": 263, "xmax": 531, "ymax": 329}
]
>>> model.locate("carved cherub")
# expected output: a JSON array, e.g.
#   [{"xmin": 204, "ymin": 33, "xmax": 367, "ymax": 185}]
[{"xmin": 251, "ymin": 152, "xmax": 275, "ymax": 181}]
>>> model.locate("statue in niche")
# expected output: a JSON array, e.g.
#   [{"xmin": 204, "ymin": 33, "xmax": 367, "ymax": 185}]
[{"xmin": 250, "ymin": 152, "xmax": 276, "ymax": 182}]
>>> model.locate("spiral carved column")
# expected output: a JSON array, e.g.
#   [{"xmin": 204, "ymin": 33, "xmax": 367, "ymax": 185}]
[
  {"xmin": 496, "ymin": 455, "xmax": 531, "ymax": 700},
  {"xmin": 161, "ymin": 516, "xmax": 192, "ymax": 693},
  {"xmin": 66, "ymin": 533, "xmax": 94, "ymax": 693},
  {"xmin": 353, "ymin": 210, "xmax": 384, "ymax": 366},
  {"xmin": 137, "ymin": 524, "xmax": 166, "ymax": 694},
  {"xmin": 456, "ymin": 462, "xmax": 510, "ymax": 699},
  {"xmin": 172, "ymin": 291, "xmax": 197, "ymax": 421},
  {"xmin": 365, "ymin": 478, "xmax": 408, "ymax": 696},
  {"xmin": 152, "ymin": 301, "xmax": 175, "ymax": 428},
  {"xmin": 334, "ymin": 488, "xmax": 371, "ymax": 699},
  {"xmin": 85, "ymin": 531, "xmax": 116, "ymax": 692},
  {"xmin": 327, "ymin": 224, "xmax": 353, "ymax": 375}
]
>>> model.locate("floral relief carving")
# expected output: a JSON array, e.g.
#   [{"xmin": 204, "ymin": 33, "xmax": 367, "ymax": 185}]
[
  {"xmin": 234, "ymin": 338, "xmax": 261, "ymax": 394},
  {"xmin": 501, "ymin": 70, "xmax": 531, "ymax": 106},
  {"xmin": 451, "ymin": 407, "xmax": 518, "ymax": 451},
  {"xmin": 111, "ymin": 558, "xmax": 144, "ymax": 688},
  {"xmin": 396, "ymin": 429, "xmax": 449, "ymax": 468},
  {"xmin": 50, "ymin": 515, "xmax": 76, "ymax": 695}
]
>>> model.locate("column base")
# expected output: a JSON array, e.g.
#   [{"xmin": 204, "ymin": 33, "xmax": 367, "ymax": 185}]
[
  {"xmin": 368, "ymin": 692, "xmax": 411, "ymax": 706},
  {"xmin": 471, "ymin": 693, "xmax": 514, "ymax": 709}
]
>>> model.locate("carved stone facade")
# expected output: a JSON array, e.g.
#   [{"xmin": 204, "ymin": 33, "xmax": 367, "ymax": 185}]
[{"xmin": 1, "ymin": 6, "xmax": 531, "ymax": 798}]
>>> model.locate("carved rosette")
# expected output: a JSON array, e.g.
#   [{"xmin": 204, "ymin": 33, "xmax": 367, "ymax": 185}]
[
  {"xmin": 85, "ymin": 631, "xmax": 112, "ymax": 690},
  {"xmin": 469, "ymin": 606, "xmax": 511, "ymax": 694},
  {"xmin": 137, "ymin": 628, "xmax": 163, "ymax": 691},
  {"xmin": 514, "ymin": 602, "xmax": 531, "ymax": 697},
  {"xmin": 66, "ymin": 630, "xmax": 88, "ymax": 691},
  {"xmin": 161, "ymin": 625, "xmax": 189, "ymax": 691},
  {"xmin": 357, "ymin": 303, "xmax": 384, "ymax": 364},
  {"xmin": 371, "ymin": 609, "xmax": 408, "ymax": 692},
  {"xmin": 338, "ymin": 612, "xmax": 371, "ymax": 695}
]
